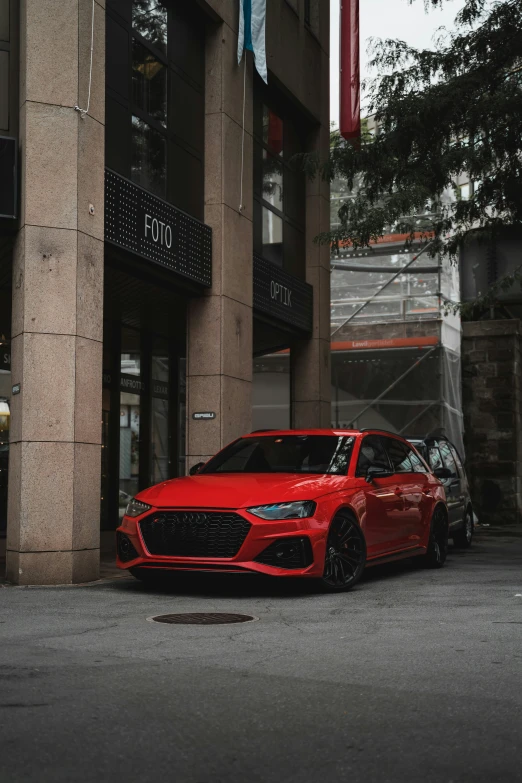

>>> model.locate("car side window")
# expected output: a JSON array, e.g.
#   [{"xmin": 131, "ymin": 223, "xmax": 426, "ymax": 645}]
[
  {"xmin": 428, "ymin": 446, "xmax": 443, "ymax": 472},
  {"xmin": 409, "ymin": 449, "xmax": 428, "ymax": 473},
  {"xmin": 438, "ymin": 441, "xmax": 459, "ymax": 479},
  {"xmin": 385, "ymin": 438, "xmax": 414, "ymax": 473},
  {"xmin": 355, "ymin": 436, "xmax": 391, "ymax": 477},
  {"xmin": 450, "ymin": 444, "xmax": 464, "ymax": 475}
]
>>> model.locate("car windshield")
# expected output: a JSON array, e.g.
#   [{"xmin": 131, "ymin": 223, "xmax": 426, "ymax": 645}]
[{"xmin": 200, "ymin": 435, "xmax": 355, "ymax": 475}]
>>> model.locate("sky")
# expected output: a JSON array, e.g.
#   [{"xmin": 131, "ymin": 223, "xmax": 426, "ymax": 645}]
[{"xmin": 330, "ymin": 0, "xmax": 466, "ymax": 127}]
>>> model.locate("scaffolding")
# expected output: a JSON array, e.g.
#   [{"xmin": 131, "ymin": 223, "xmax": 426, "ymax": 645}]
[{"xmin": 330, "ymin": 239, "xmax": 464, "ymax": 456}]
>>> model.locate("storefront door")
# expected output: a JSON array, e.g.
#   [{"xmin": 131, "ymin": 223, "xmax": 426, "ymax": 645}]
[
  {"xmin": 101, "ymin": 323, "xmax": 185, "ymax": 529},
  {"xmin": 0, "ymin": 340, "xmax": 10, "ymax": 535}
]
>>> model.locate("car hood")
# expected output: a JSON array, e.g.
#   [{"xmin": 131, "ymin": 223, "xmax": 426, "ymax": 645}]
[{"xmin": 137, "ymin": 473, "xmax": 348, "ymax": 509}]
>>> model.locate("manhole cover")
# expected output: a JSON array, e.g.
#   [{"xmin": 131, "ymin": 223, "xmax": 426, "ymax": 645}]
[{"xmin": 149, "ymin": 613, "xmax": 257, "ymax": 625}]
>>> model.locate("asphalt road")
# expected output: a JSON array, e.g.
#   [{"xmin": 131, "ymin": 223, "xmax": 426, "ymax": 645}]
[{"xmin": 1, "ymin": 532, "xmax": 522, "ymax": 783}]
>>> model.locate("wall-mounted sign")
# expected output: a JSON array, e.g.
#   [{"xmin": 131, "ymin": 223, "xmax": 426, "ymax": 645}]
[
  {"xmin": 103, "ymin": 373, "xmax": 170, "ymax": 398},
  {"xmin": 12, "ymin": 383, "xmax": 20, "ymax": 395},
  {"xmin": 253, "ymin": 255, "xmax": 313, "ymax": 334},
  {"xmin": 120, "ymin": 374, "xmax": 144, "ymax": 393},
  {"xmin": 192, "ymin": 412, "xmax": 216, "ymax": 420},
  {"xmin": 152, "ymin": 380, "xmax": 169, "ymax": 399},
  {"xmin": 1, "ymin": 349, "xmax": 10, "ymax": 371},
  {"xmin": 105, "ymin": 168, "xmax": 212, "ymax": 288}
]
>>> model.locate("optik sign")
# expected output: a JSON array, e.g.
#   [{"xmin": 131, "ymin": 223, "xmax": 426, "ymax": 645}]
[{"xmin": 270, "ymin": 281, "xmax": 292, "ymax": 308}]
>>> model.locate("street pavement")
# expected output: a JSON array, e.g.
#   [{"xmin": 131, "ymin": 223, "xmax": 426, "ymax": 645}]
[{"xmin": 1, "ymin": 531, "xmax": 522, "ymax": 783}]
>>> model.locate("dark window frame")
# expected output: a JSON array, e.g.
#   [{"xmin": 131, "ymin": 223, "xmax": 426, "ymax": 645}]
[
  {"xmin": 253, "ymin": 82, "xmax": 307, "ymax": 276},
  {"xmin": 106, "ymin": 0, "xmax": 206, "ymax": 218},
  {"xmin": 101, "ymin": 318, "xmax": 185, "ymax": 530}
]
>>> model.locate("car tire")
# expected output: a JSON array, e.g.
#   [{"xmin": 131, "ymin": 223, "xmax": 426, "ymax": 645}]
[
  {"xmin": 319, "ymin": 512, "xmax": 367, "ymax": 592},
  {"xmin": 452, "ymin": 510, "xmax": 473, "ymax": 548},
  {"xmin": 423, "ymin": 505, "xmax": 449, "ymax": 569}
]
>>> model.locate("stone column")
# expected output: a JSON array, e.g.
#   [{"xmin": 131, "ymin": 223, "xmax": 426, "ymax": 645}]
[
  {"xmin": 6, "ymin": 0, "xmax": 105, "ymax": 584},
  {"xmin": 186, "ymin": 20, "xmax": 254, "ymax": 470},
  {"xmin": 462, "ymin": 320, "xmax": 522, "ymax": 525},
  {"xmin": 291, "ymin": 120, "xmax": 331, "ymax": 429}
]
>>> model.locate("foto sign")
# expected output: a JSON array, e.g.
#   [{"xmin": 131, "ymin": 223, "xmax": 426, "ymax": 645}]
[
  {"xmin": 192, "ymin": 412, "xmax": 216, "ymax": 420},
  {"xmin": 105, "ymin": 169, "xmax": 212, "ymax": 288}
]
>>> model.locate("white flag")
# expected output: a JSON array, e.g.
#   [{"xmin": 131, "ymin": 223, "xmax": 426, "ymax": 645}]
[{"xmin": 238, "ymin": 0, "xmax": 267, "ymax": 83}]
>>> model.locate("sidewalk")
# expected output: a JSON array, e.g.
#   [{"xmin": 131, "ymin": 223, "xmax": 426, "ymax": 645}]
[
  {"xmin": 3, "ymin": 525, "xmax": 522, "ymax": 586},
  {"xmin": 474, "ymin": 524, "xmax": 522, "ymax": 538}
]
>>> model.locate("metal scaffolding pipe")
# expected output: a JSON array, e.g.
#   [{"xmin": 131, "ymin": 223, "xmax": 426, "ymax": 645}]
[
  {"xmin": 345, "ymin": 344, "xmax": 439, "ymax": 427},
  {"xmin": 331, "ymin": 239, "xmax": 437, "ymax": 339}
]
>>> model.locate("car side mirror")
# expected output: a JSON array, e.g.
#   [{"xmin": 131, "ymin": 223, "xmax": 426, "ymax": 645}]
[
  {"xmin": 433, "ymin": 467, "xmax": 452, "ymax": 480},
  {"xmin": 189, "ymin": 462, "xmax": 204, "ymax": 476},
  {"xmin": 366, "ymin": 465, "xmax": 394, "ymax": 483}
]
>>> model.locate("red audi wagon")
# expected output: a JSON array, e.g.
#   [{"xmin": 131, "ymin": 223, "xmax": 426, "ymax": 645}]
[{"xmin": 117, "ymin": 429, "xmax": 448, "ymax": 591}]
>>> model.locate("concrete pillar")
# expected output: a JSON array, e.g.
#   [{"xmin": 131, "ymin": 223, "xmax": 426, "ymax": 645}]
[
  {"xmin": 462, "ymin": 320, "xmax": 522, "ymax": 525},
  {"xmin": 186, "ymin": 20, "xmax": 254, "ymax": 470},
  {"xmin": 6, "ymin": 0, "xmax": 105, "ymax": 584},
  {"xmin": 292, "ymin": 121, "xmax": 331, "ymax": 429}
]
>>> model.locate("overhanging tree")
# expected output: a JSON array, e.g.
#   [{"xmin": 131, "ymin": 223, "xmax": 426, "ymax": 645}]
[{"xmin": 318, "ymin": 0, "xmax": 522, "ymax": 267}]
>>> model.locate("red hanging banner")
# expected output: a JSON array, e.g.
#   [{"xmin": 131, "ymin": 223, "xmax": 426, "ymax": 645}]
[{"xmin": 340, "ymin": 0, "xmax": 361, "ymax": 142}]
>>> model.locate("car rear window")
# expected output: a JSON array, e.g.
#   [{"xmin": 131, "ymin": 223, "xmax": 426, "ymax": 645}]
[{"xmin": 200, "ymin": 435, "xmax": 355, "ymax": 475}]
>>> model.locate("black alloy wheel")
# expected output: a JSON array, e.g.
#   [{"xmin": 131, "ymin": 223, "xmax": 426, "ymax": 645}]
[
  {"xmin": 452, "ymin": 509, "xmax": 473, "ymax": 549},
  {"xmin": 423, "ymin": 505, "xmax": 449, "ymax": 568},
  {"xmin": 320, "ymin": 513, "xmax": 367, "ymax": 592}
]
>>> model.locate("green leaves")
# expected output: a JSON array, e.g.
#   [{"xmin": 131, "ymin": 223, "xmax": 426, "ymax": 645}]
[{"xmin": 323, "ymin": 0, "xmax": 522, "ymax": 260}]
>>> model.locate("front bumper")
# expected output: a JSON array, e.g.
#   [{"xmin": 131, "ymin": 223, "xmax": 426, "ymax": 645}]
[{"xmin": 116, "ymin": 506, "xmax": 329, "ymax": 578}]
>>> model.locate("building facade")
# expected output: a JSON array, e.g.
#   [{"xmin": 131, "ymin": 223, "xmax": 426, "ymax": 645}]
[{"xmin": 0, "ymin": 0, "xmax": 330, "ymax": 584}]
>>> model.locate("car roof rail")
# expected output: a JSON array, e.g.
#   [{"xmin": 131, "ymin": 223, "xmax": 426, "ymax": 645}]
[
  {"xmin": 360, "ymin": 428, "xmax": 403, "ymax": 437},
  {"xmin": 250, "ymin": 429, "xmax": 277, "ymax": 433},
  {"xmin": 407, "ymin": 434, "xmax": 450, "ymax": 443}
]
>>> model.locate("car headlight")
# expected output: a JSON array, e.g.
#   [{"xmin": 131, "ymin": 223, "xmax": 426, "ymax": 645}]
[
  {"xmin": 246, "ymin": 501, "xmax": 316, "ymax": 520},
  {"xmin": 124, "ymin": 498, "xmax": 152, "ymax": 518}
]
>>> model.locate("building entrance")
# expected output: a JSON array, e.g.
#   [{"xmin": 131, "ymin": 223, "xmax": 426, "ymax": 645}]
[
  {"xmin": 0, "ymin": 246, "xmax": 12, "ymax": 539},
  {"xmin": 101, "ymin": 322, "xmax": 186, "ymax": 528},
  {"xmin": 101, "ymin": 261, "xmax": 187, "ymax": 530}
]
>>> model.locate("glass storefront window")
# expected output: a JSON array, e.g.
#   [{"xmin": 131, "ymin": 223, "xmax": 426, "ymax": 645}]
[
  {"xmin": 100, "ymin": 314, "xmax": 189, "ymax": 525},
  {"xmin": 131, "ymin": 116, "xmax": 166, "ymax": 199},
  {"xmin": 121, "ymin": 327, "xmax": 141, "ymax": 376},
  {"xmin": 100, "ymin": 395, "xmax": 110, "ymax": 526},
  {"xmin": 119, "ymin": 392, "xmax": 141, "ymax": 519},
  {"xmin": 151, "ymin": 397, "xmax": 169, "ymax": 484},
  {"xmin": 132, "ymin": 0, "xmax": 167, "ymax": 55},
  {"xmin": 262, "ymin": 150, "xmax": 283, "ymax": 211},
  {"xmin": 262, "ymin": 208, "xmax": 283, "ymax": 267},
  {"xmin": 0, "ymin": 335, "xmax": 10, "ymax": 535},
  {"xmin": 178, "ymin": 358, "xmax": 186, "ymax": 476},
  {"xmin": 119, "ymin": 328, "xmax": 141, "ymax": 517},
  {"xmin": 151, "ymin": 338, "xmax": 170, "ymax": 485},
  {"xmin": 132, "ymin": 40, "xmax": 167, "ymax": 127},
  {"xmin": 152, "ymin": 337, "xmax": 169, "ymax": 382},
  {"xmin": 253, "ymin": 352, "xmax": 290, "ymax": 430}
]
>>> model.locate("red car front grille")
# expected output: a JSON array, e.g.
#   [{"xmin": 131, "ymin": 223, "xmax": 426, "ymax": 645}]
[{"xmin": 139, "ymin": 511, "xmax": 252, "ymax": 558}]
